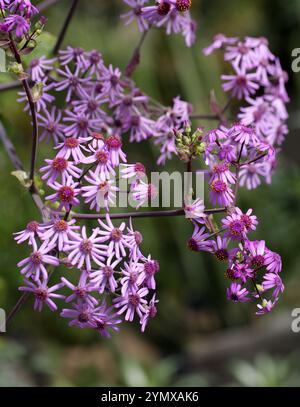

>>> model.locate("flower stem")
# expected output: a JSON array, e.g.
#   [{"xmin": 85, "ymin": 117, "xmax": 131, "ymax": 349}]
[{"xmin": 52, "ymin": 0, "xmax": 79, "ymax": 55}]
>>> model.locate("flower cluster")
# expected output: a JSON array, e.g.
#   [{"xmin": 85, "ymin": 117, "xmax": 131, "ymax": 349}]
[
  {"xmin": 121, "ymin": 0, "xmax": 196, "ymax": 47},
  {"xmin": 9, "ymin": 2, "xmax": 289, "ymax": 337},
  {"xmin": 15, "ymin": 215, "xmax": 159, "ymax": 337}
]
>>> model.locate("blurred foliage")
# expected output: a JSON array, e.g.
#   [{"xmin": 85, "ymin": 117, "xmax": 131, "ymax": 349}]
[{"xmin": 0, "ymin": 0, "xmax": 300, "ymax": 387}]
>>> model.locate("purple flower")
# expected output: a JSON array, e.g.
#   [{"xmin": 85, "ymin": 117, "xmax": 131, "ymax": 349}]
[
  {"xmin": 114, "ymin": 286, "xmax": 148, "ymax": 321},
  {"xmin": 38, "ymin": 107, "xmax": 65, "ymax": 144},
  {"xmin": 105, "ymin": 135, "xmax": 127, "ymax": 167},
  {"xmin": 55, "ymin": 137, "xmax": 89, "ymax": 163},
  {"xmin": 228, "ymin": 124, "xmax": 258, "ymax": 146},
  {"xmin": 246, "ymin": 240, "xmax": 266, "ymax": 269},
  {"xmin": 19, "ymin": 279, "xmax": 64, "ymax": 312},
  {"xmin": 62, "ymin": 271, "xmax": 98, "ymax": 306},
  {"xmin": 85, "ymin": 302, "xmax": 122, "ymax": 338},
  {"xmin": 183, "ymin": 197, "xmax": 206, "ymax": 223},
  {"xmin": 120, "ymin": 261, "xmax": 141, "ymax": 296},
  {"xmin": 40, "ymin": 157, "xmax": 82, "ymax": 183},
  {"xmin": 211, "ymin": 236, "xmax": 237, "ymax": 262},
  {"xmin": 210, "ymin": 161, "xmax": 236, "ymax": 184},
  {"xmin": 17, "ymin": 240, "xmax": 59, "ymax": 281},
  {"xmin": 187, "ymin": 223, "xmax": 212, "ymax": 252},
  {"xmin": 46, "ymin": 175, "xmax": 80, "ymax": 211},
  {"xmin": 209, "ymin": 179, "xmax": 234, "ymax": 206},
  {"xmin": 137, "ymin": 255, "xmax": 159, "ymax": 289},
  {"xmin": 140, "ymin": 293, "xmax": 158, "ymax": 332},
  {"xmin": 90, "ymin": 255, "xmax": 122, "ymax": 293},
  {"xmin": 222, "ymin": 67, "xmax": 259, "ymax": 100},
  {"xmin": 63, "ymin": 110, "xmax": 102, "ymax": 138},
  {"xmin": 5, "ymin": 14, "xmax": 30, "ymax": 37},
  {"xmin": 39, "ymin": 217, "xmax": 80, "ymax": 252},
  {"xmin": 59, "ymin": 46, "xmax": 88, "ymax": 67},
  {"xmin": 98, "ymin": 215, "xmax": 127, "ymax": 259},
  {"xmin": 227, "ymin": 282, "xmax": 250, "ymax": 302},
  {"xmin": 264, "ymin": 250, "xmax": 282, "ymax": 274},
  {"xmin": 131, "ymin": 181, "xmax": 158, "ymax": 208},
  {"xmin": 203, "ymin": 34, "xmax": 238, "ymax": 56},
  {"xmin": 121, "ymin": 0, "xmax": 149, "ymax": 32},
  {"xmin": 29, "ymin": 56, "xmax": 56, "ymax": 81},
  {"xmin": 222, "ymin": 212, "xmax": 247, "ymax": 241},
  {"xmin": 82, "ymin": 148, "xmax": 115, "ymax": 179},
  {"xmin": 81, "ymin": 171, "xmax": 118, "ymax": 212},
  {"xmin": 123, "ymin": 218, "xmax": 143, "ymax": 260},
  {"xmin": 99, "ymin": 65, "xmax": 124, "ymax": 103},
  {"xmin": 263, "ymin": 273, "xmax": 284, "ymax": 298},
  {"xmin": 64, "ymin": 226, "xmax": 107, "ymax": 270},
  {"xmin": 239, "ymin": 162, "xmax": 268, "ymax": 189},
  {"xmin": 14, "ymin": 220, "xmax": 43, "ymax": 245},
  {"xmin": 256, "ymin": 299, "xmax": 277, "ymax": 315},
  {"xmin": 55, "ymin": 65, "xmax": 91, "ymax": 102},
  {"xmin": 61, "ymin": 302, "xmax": 98, "ymax": 328}
]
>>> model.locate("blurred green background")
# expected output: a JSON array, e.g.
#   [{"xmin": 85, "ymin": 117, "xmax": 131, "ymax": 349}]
[{"xmin": 0, "ymin": 0, "xmax": 300, "ymax": 387}]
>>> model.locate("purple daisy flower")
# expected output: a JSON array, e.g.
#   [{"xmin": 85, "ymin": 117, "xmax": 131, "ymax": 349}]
[
  {"xmin": 38, "ymin": 107, "xmax": 65, "ymax": 144},
  {"xmin": 85, "ymin": 302, "xmax": 122, "ymax": 338},
  {"xmin": 140, "ymin": 293, "xmax": 158, "ymax": 332},
  {"xmin": 263, "ymin": 272, "xmax": 284, "ymax": 298},
  {"xmin": 5, "ymin": 14, "xmax": 30, "ymax": 37},
  {"xmin": 81, "ymin": 171, "xmax": 118, "ymax": 212},
  {"xmin": 14, "ymin": 220, "xmax": 43, "ymax": 245},
  {"xmin": 187, "ymin": 223, "xmax": 212, "ymax": 252},
  {"xmin": 123, "ymin": 218, "xmax": 143, "ymax": 260},
  {"xmin": 39, "ymin": 217, "xmax": 80, "ymax": 252},
  {"xmin": 136, "ymin": 255, "xmax": 160, "ymax": 289},
  {"xmin": 113, "ymin": 286, "xmax": 148, "ymax": 322},
  {"xmin": 209, "ymin": 179, "xmax": 234, "ymax": 207},
  {"xmin": 55, "ymin": 137, "xmax": 89, "ymax": 163},
  {"xmin": 227, "ymin": 282, "xmax": 250, "ymax": 302},
  {"xmin": 120, "ymin": 261, "xmax": 142, "ymax": 296},
  {"xmin": 98, "ymin": 214, "xmax": 127, "ymax": 259},
  {"xmin": 46, "ymin": 175, "xmax": 80, "ymax": 211},
  {"xmin": 203, "ymin": 33, "xmax": 238, "ymax": 56},
  {"xmin": 222, "ymin": 67, "xmax": 259, "ymax": 100},
  {"xmin": 29, "ymin": 56, "xmax": 56, "ymax": 81},
  {"xmin": 17, "ymin": 240, "xmax": 59, "ymax": 281},
  {"xmin": 256, "ymin": 298, "xmax": 277, "ymax": 315},
  {"xmin": 90, "ymin": 254, "xmax": 122, "ymax": 293},
  {"xmin": 264, "ymin": 250, "xmax": 282, "ymax": 274},
  {"xmin": 62, "ymin": 271, "xmax": 98, "ymax": 306},
  {"xmin": 64, "ymin": 226, "xmax": 107, "ymax": 270},
  {"xmin": 121, "ymin": 0, "xmax": 149, "ymax": 32},
  {"xmin": 19, "ymin": 278, "xmax": 65, "ymax": 312},
  {"xmin": 40, "ymin": 157, "xmax": 82, "ymax": 183}
]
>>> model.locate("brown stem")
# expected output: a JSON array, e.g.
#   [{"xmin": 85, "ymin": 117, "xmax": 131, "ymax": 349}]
[
  {"xmin": 241, "ymin": 153, "xmax": 268, "ymax": 167},
  {"xmin": 52, "ymin": 0, "xmax": 79, "ymax": 55},
  {"xmin": 56, "ymin": 207, "xmax": 227, "ymax": 220},
  {"xmin": 125, "ymin": 29, "xmax": 149, "ymax": 77},
  {"xmin": 9, "ymin": 34, "xmax": 38, "ymax": 190}
]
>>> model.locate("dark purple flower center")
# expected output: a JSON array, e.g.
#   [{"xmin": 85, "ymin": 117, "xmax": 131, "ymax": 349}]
[
  {"xmin": 176, "ymin": 0, "xmax": 192, "ymax": 12},
  {"xmin": 30, "ymin": 251, "xmax": 42, "ymax": 265},
  {"xmin": 230, "ymin": 293, "xmax": 239, "ymax": 302},
  {"xmin": 134, "ymin": 162, "xmax": 145, "ymax": 174},
  {"xmin": 236, "ymin": 75, "xmax": 247, "ymax": 86},
  {"xmin": 110, "ymin": 228, "xmax": 123, "ymax": 242},
  {"xmin": 134, "ymin": 231, "xmax": 143, "ymax": 246},
  {"xmin": 102, "ymin": 266, "xmax": 113, "ymax": 277},
  {"xmin": 65, "ymin": 137, "xmax": 79, "ymax": 148},
  {"xmin": 157, "ymin": 2, "xmax": 171, "ymax": 15},
  {"xmin": 215, "ymin": 249, "xmax": 229, "ymax": 261},
  {"xmin": 252, "ymin": 255, "xmax": 265, "ymax": 268},
  {"xmin": 52, "ymin": 157, "xmax": 68, "ymax": 171},
  {"xmin": 226, "ymin": 268, "xmax": 237, "ymax": 280},
  {"xmin": 123, "ymin": 96, "xmax": 133, "ymax": 106},
  {"xmin": 27, "ymin": 220, "xmax": 39, "ymax": 232},
  {"xmin": 88, "ymin": 100, "xmax": 98, "ymax": 111},
  {"xmin": 54, "ymin": 219, "xmax": 68, "ymax": 232},
  {"xmin": 110, "ymin": 74, "xmax": 119, "ymax": 86},
  {"xmin": 131, "ymin": 115, "xmax": 140, "ymax": 127},
  {"xmin": 35, "ymin": 288, "xmax": 48, "ymax": 301},
  {"xmin": 187, "ymin": 238, "xmax": 198, "ymax": 251},
  {"xmin": 128, "ymin": 293, "xmax": 140, "ymax": 307},
  {"xmin": 149, "ymin": 305, "xmax": 157, "ymax": 318},
  {"xmin": 134, "ymin": 6, "xmax": 142, "ymax": 15},
  {"xmin": 78, "ymin": 118, "xmax": 88, "ymax": 130},
  {"xmin": 144, "ymin": 260, "xmax": 159, "ymax": 276},
  {"xmin": 30, "ymin": 58, "xmax": 40, "ymax": 68},
  {"xmin": 238, "ymin": 44, "xmax": 249, "ymax": 54},
  {"xmin": 247, "ymin": 164, "xmax": 257, "ymax": 174},
  {"xmin": 96, "ymin": 150, "xmax": 109, "ymax": 164},
  {"xmin": 78, "ymin": 311, "xmax": 90, "ymax": 323},
  {"xmin": 240, "ymin": 214, "xmax": 252, "ymax": 229},
  {"xmin": 210, "ymin": 180, "xmax": 227, "ymax": 193},
  {"xmin": 75, "ymin": 287, "xmax": 87, "ymax": 298},
  {"xmin": 80, "ymin": 239, "xmax": 93, "ymax": 254},
  {"xmin": 129, "ymin": 272, "xmax": 138, "ymax": 284},
  {"xmin": 58, "ymin": 186, "xmax": 75, "ymax": 202},
  {"xmin": 106, "ymin": 135, "xmax": 122, "ymax": 149},
  {"xmin": 229, "ymin": 220, "xmax": 245, "ymax": 236}
]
